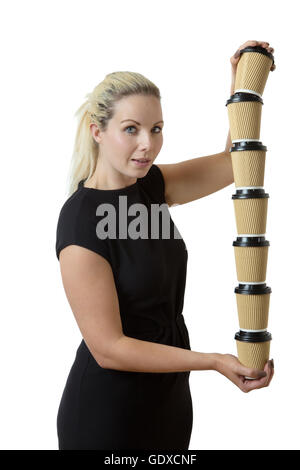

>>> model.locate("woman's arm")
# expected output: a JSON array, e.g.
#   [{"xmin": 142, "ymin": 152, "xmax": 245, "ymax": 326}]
[
  {"xmin": 157, "ymin": 151, "xmax": 234, "ymax": 207},
  {"xmin": 157, "ymin": 95, "xmax": 235, "ymax": 206},
  {"xmin": 157, "ymin": 40, "xmax": 275, "ymax": 207},
  {"xmin": 59, "ymin": 245, "xmax": 274, "ymax": 393},
  {"xmin": 106, "ymin": 339, "xmax": 274, "ymax": 393},
  {"xmin": 104, "ymin": 334, "xmax": 218, "ymax": 373},
  {"xmin": 104, "ymin": 334, "xmax": 274, "ymax": 394}
]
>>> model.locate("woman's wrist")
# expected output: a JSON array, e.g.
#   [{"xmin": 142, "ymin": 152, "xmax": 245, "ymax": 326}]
[
  {"xmin": 211, "ymin": 352, "xmax": 224, "ymax": 373},
  {"xmin": 198, "ymin": 352, "xmax": 223, "ymax": 372}
]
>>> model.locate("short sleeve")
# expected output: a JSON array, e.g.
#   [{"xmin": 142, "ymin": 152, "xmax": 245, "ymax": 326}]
[
  {"xmin": 139, "ymin": 163, "xmax": 166, "ymax": 204},
  {"xmin": 55, "ymin": 194, "xmax": 111, "ymax": 264}
]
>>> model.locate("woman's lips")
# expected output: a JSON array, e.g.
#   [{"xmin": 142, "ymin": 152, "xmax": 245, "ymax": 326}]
[{"xmin": 131, "ymin": 159, "xmax": 151, "ymax": 167}]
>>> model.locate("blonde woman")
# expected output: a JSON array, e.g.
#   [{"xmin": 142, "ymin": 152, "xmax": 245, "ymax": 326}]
[{"xmin": 55, "ymin": 40, "xmax": 275, "ymax": 450}]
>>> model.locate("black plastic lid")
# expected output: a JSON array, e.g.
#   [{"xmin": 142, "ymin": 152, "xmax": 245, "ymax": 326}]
[
  {"xmin": 235, "ymin": 330, "xmax": 272, "ymax": 343},
  {"xmin": 235, "ymin": 283, "xmax": 272, "ymax": 295},
  {"xmin": 239, "ymin": 45, "xmax": 275, "ymax": 65},
  {"xmin": 233, "ymin": 236, "xmax": 270, "ymax": 247},
  {"xmin": 230, "ymin": 141, "xmax": 267, "ymax": 152},
  {"xmin": 226, "ymin": 92, "xmax": 263, "ymax": 106},
  {"xmin": 232, "ymin": 188, "xmax": 269, "ymax": 199}
]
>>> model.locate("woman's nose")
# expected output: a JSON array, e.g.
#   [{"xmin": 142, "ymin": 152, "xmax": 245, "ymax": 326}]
[{"xmin": 139, "ymin": 134, "xmax": 152, "ymax": 149}]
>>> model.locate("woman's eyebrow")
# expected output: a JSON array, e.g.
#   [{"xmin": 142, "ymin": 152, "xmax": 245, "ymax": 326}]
[{"xmin": 121, "ymin": 119, "xmax": 164, "ymax": 125}]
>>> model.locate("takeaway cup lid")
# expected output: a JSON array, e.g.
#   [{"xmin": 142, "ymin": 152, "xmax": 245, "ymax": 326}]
[
  {"xmin": 234, "ymin": 283, "xmax": 272, "ymax": 295},
  {"xmin": 226, "ymin": 92, "xmax": 263, "ymax": 106},
  {"xmin": 235, "ymin": 330, "xmax": 272, "ymax": 343},
  {"xmin": 230, "ymin": 141, "xmax": 267, "ymax": 152},
  {"xmin": 232, "ymin": 188, "xmax": 269, "ymax": 199},
  {"xmin": 233, "ymin": 236, "xmax": 270, "ymax": 247}
]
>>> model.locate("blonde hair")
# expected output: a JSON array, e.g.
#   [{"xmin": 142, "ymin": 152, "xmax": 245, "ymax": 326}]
[{"xmin": 66, "ymin": 71, "xmax": 161, "ymax": 197}]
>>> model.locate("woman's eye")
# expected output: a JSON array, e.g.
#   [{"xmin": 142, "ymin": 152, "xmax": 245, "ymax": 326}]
[
  {"xmin": 125, "ymin": 126, "xmax": 162, "ymax": 134},
  {"xmin": 125, "ymin": 126, "xmax": 136, "ymax": 134}
]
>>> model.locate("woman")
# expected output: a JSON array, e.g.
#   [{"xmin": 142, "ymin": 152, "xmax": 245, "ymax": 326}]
[{"xmin": 55, "ymin": 40, "xmax": 275, "ymax": 450}]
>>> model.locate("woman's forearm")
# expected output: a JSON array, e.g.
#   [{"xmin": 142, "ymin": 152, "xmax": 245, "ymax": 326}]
[
  {"xmin": 224, "ymin": 71, "xmax": 237, "ymax": 154},
  {"xmin": 102, "ymin": 335, "xmax": 218, "ymax": 373}
]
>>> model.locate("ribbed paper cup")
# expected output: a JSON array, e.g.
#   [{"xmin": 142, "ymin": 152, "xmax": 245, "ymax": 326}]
[
  {"xmin": 233, "ymin": 236, "xmax": 269, "ymax": 283},
  {"xmin": 234, "ymin": 46, "xmax": 275, "ymax": 97},
  {"xmin": 232, "ymin": 188, "xmax": 269, "ymax": 234},
  {"xmin": 235, "ymin": 284, "xmax": 271, "ymax": 330},
  {"xmin": 235, "ymin": 330, "xmax": 272, "ymax": 375},
  {"xmin": 230, "ymin": 141, "xmax": 267, "ymax": 187},
  {"xmin": 226, "ymin": 93, "xmax": 263, "ymax": 142}
]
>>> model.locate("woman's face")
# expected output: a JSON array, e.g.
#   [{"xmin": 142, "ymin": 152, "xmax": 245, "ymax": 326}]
[{"xmin": 93, "ymin": 94, "xmax": 164, "ymax": 177}]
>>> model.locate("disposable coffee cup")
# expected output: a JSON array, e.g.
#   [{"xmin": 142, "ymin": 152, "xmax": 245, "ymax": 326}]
[
  {"xmin": 230, "ymin": 141, "xmax": 267, "ymax": 187},
  {"xmin": 232, "ymin": 188, "xmax": 269, "ymax": 234},
  {"xmin": 233, "ymin": 236, "xmax": 270, "ymax": 283},
  {"xmin": 226, "ymin": 92, "xmax": 263, "ymax": 143},
  {"xmin": 235, "ymin": 330, "xmax": 272, "ymax": 377},
  {"xmin": 235, "ymin": 283, "xmax": 271, "ymax": 330},
  {"xmin": 234, "ymin": 46, "xmax": 275, "ymax": 97}
]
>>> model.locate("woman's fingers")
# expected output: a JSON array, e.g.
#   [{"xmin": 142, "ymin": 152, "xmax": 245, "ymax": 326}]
[
  {"xmin": 265, "ymin": 359, "xmax": 275, "ymax": 386},
  {"xmin": 236, "ymin": 40, "xmax": 274, "ymax": 54},
  {"xmin": 244, "ymin": 40, "xmax": 260, "ymax": 47},
  {"xmin": 261, "ymin": 44, "xmax": 276, "ymax": 71},
  {"xmin": 258, "ymin": 41, "xmax": 270, "ymax": 48},
  {"xmin": 221, "ymin": 354, "xmax": 274, "ymax": 393},
  {"xmin": 233, "ymin": 40, "xmax": 257, "ymax": 58},
  {"xmin": 261, "ymin": 359, "xmax": 274, "ymax": 387},
  {"xmin": 239, "ymin": 359, "xmax": 274, "ymax": 392},
  {"xmin": 231, "ymin": 40, "xmax": 275, "ymax": 70},
  {"xmin": 240, "ymin": 40, "xmax": 259, "ymax": 52},
  {"xmin": 238, "ymin": 364, "xmax": 267, "ymax": 380},
  {"xmin": 242, "ymin": 376, "xmax": 268, "ymax": 392}
]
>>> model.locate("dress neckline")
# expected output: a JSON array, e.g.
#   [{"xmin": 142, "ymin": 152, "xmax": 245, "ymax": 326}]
[{"xmin": 79, "ymin": 178, "xmax": 140, "ymax": 194}]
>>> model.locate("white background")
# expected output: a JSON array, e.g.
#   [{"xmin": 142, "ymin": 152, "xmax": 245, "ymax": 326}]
[{"xmin": 1, "ymin": 0, "xmax": 298, "ymax": 450}]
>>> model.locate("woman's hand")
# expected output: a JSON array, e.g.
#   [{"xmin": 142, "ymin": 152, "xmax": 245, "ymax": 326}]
[
  {"xmin": 231, "ymin": 40, "xmax": 276, "ymax": 73},
  {"xmin": 215, "ymin": 353, "xmax": 274, "ymax": 393},
  {"xmin": 229, "ymin": 40, "xmax": 275, "ymax": 94}
]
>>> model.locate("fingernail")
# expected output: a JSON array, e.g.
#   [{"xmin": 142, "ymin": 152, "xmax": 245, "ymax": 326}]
[
  {"xmin": 269, "ymin": 359, "xmax": 274, "ymax": 369},
  {"xmin": 234, "ymin": 50, "xmax": 240, "ymax": 58}
]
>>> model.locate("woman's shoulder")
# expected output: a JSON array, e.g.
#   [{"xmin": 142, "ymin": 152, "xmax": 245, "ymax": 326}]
[
  {"xmin": 55, "ymin": 188, "xmax": 109, "ymax": 262},
  {"xmin": 56, "ymin": 186, "xmax": 88, "ymax": 227}
]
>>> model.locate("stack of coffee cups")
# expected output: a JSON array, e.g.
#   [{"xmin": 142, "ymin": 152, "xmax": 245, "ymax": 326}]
[{"xmin": 225, "ymin": 46, "xmax": 275, "ymax": 378}]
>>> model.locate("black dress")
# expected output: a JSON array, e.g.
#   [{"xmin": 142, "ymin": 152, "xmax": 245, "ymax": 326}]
[{"xmin": 55, "ymin": 164, "xmax": 193, "ymax": 450}]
